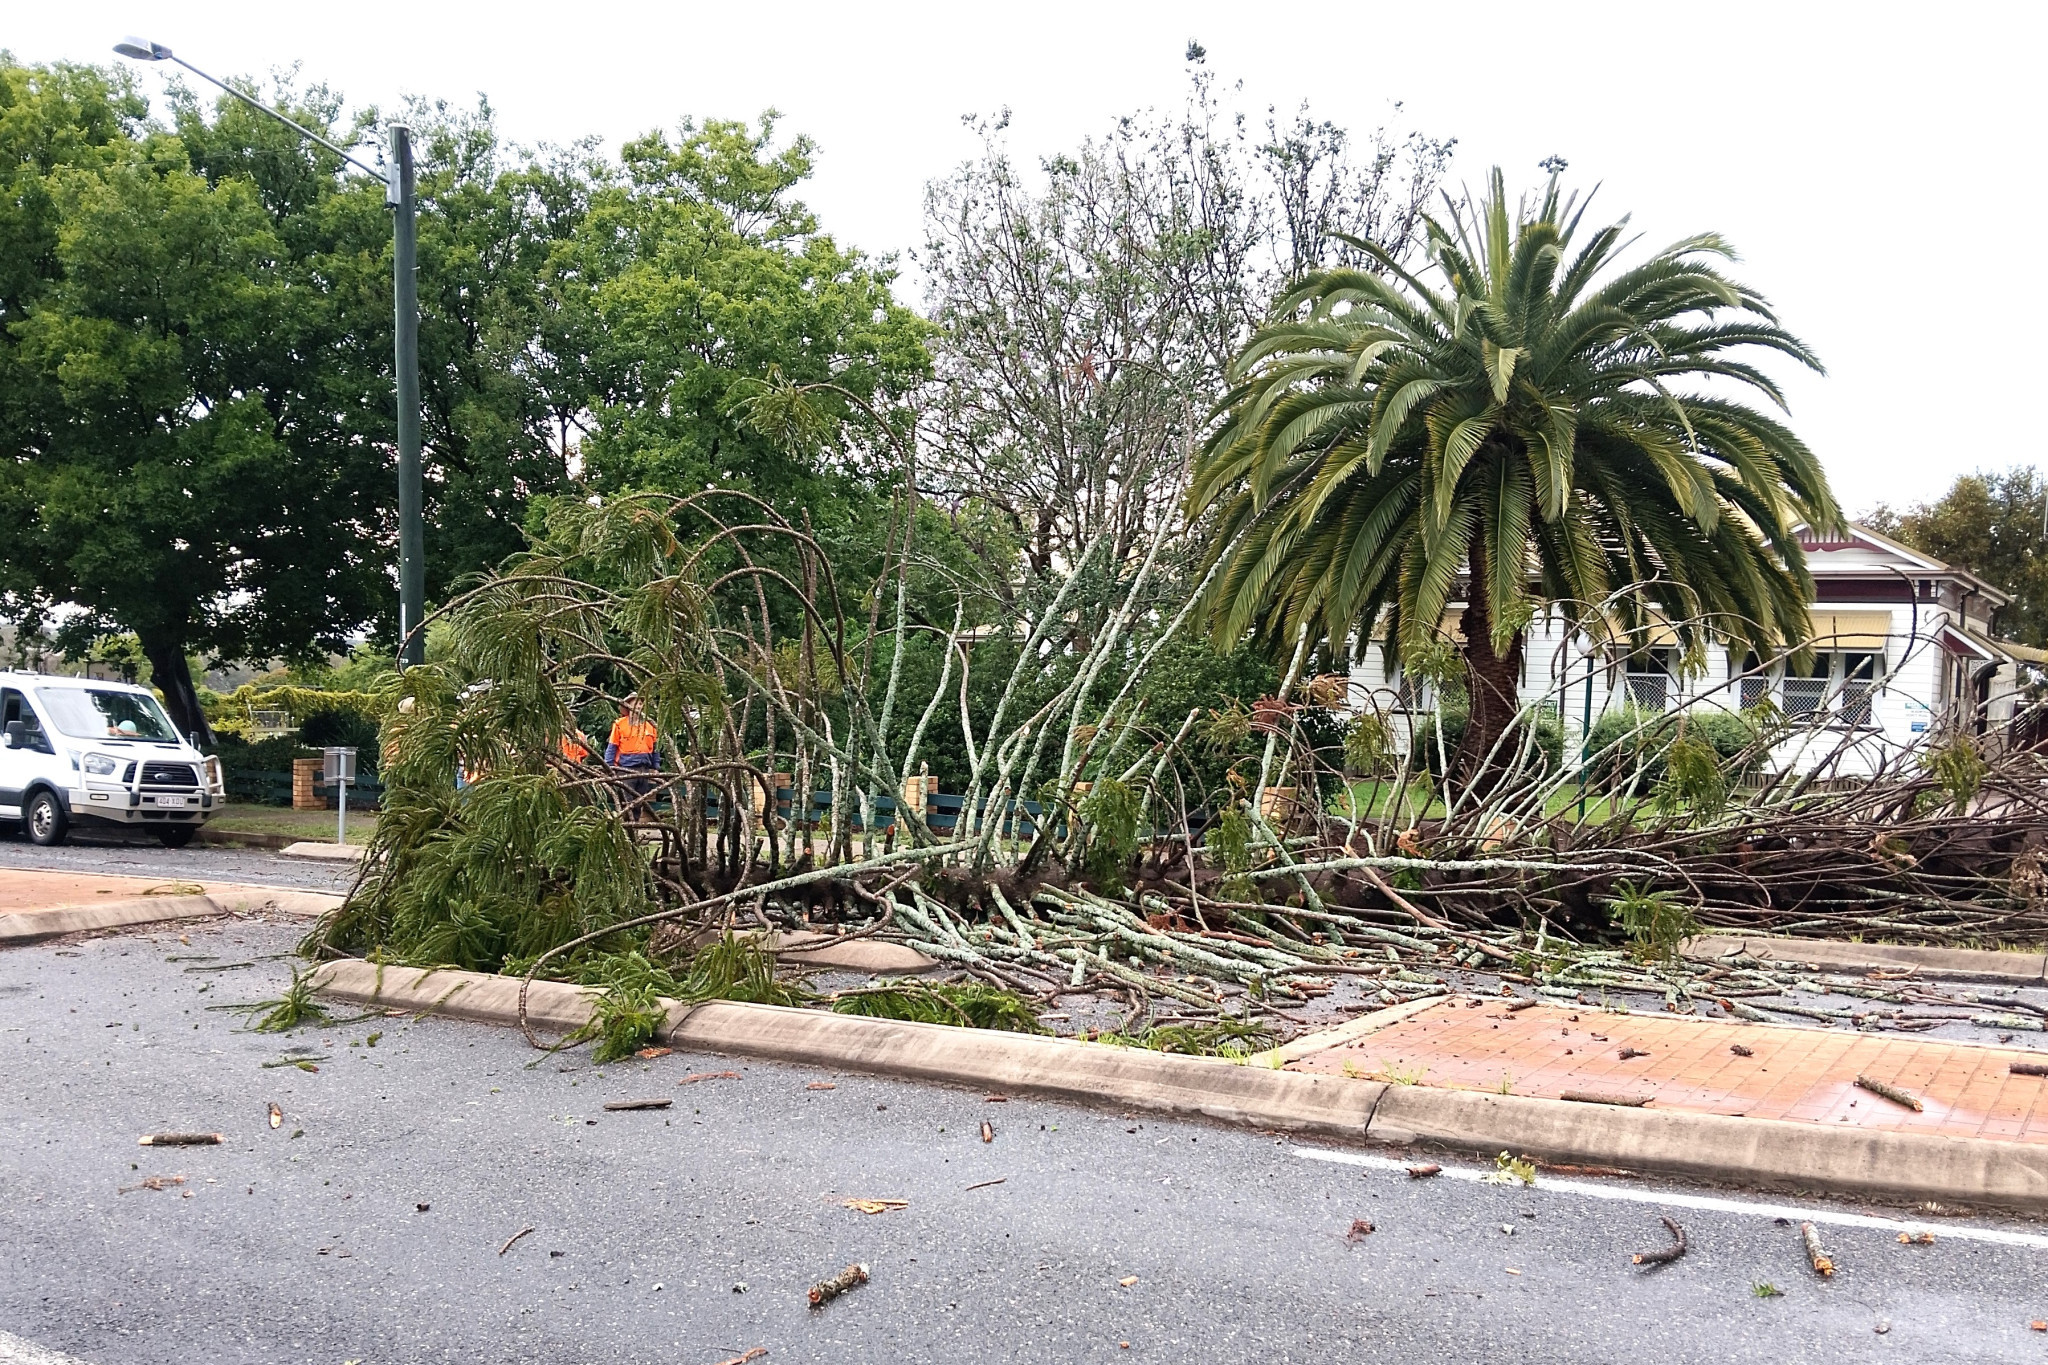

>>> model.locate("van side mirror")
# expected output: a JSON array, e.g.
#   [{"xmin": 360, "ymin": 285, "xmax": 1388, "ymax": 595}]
[{"xmin": 3, "ymin": 721, "xmax": 23, "ymax": 750}]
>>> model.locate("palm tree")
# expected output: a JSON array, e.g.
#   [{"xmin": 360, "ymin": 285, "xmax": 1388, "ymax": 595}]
[{"xmin": 1188, "ymin": 168, "xmax": 1841, "ymax": 788}]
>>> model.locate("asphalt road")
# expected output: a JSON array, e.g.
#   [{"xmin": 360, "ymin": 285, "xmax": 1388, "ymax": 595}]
[
  {"xmin": 0, "ymin": 827, "xmax": 357, "ymax": 896},
  {"xmin": 5, "ymin": 919, "xmax": 2048, "ymax": 1364}
]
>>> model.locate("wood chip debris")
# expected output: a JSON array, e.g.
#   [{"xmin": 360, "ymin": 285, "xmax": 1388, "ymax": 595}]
[
  {"xmin": 1631, "ymin": 1216, "xmax": 1688, "ymax": 1266},
  {"xmin": 710, "ymin": 1350, "xmax": 767, "ymax": 1365},
  {"xmin": 1854, "ymin": 1075, "xmax": 1924, "ymax": 1112},
  {"xmin": 841, "ymin": 1198, "xmax": 908, "ymax": 1215},
  {"xmin": 1345, "ymin": 1219, "xmax": 1375, "ymax": 1242},
  {"xmin": 2009, "ymin": 1061, "xmax": 2048, "ymax": 1077},
  {"xmin": 984, "ymin": 1093, "xmax": 1009, "ymax": 1102},
  {"xmin": 1800, "ymin": 1221, "xmax": 1835, "ymax": 1276},
  {"xmin": 138, "ymin": 1133, "xmax": 221, "ymax": 1146},
  {"xmin": 498, "ymin": 1225, "xmax": 535, "ymax": 1256},
  {"xmin": 1503, "ymin": 998, "xmax": 1540, "ymax": 1012},
  {"xmin": 980, "ymin": 1120, "xmax": 995, "ymax": 1143},
  {"xmin": 1897, "ymin": 1232, "xmax": 1936, "ymax": 1245},
  {"xmin": 1617, "ymin": 1047, "xmax": 1651, "ymax": 1060},
  {"xmin": 601, "ymin": 1098, "xmax": 673, "ymax": 1111},
  {"xmin": 1405, "ymin": 1164, "xmax": 1442, "ymax": 1179},
  {"xmin": 807, "ymin": 1262, "xmax": 869, "ymax": 1309},
  {"xmin": 806, "ymin": 1082, "xmax": 837, "ymax": 1091},
  {"xmin": 1559, "ymin": 1091, "xmax": 1651, "ymax": 1107},
  {"xmin": 118, "ymin": 1174, "xmax": 187, "ymax": 1194},
  {"xmin": 267, "ymin": 1103, "xmax": 283, "ymax": 1129},
  {"xmin": 1730, "ymin": 1044, "xmax": 1755, "ymax": 1057},
  {"xmin": 1118, "ymin": 1275, "xmax": 1139, "ymax": 1286},
  {"xmin": 964, "ymin": 1178, "xmax": 1007, "ymax": 1191},
  {"xmin": 676, "ymin": 1070, "xmax": 742, "ymax": 1086}
]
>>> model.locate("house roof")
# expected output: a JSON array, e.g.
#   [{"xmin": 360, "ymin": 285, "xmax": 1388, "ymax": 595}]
[{"xmin": 1798, "ymin": 522, "xmax": 2012, "ymax": 607}]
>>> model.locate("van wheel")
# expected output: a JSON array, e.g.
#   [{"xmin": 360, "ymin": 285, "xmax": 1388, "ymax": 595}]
[
  {"xmin": 25, "ymin": 791, "xmax": 67, "ymax": 846},
  {"xmin": 155, "ymin": 826, "xmax": 196, "ymax": 849}
]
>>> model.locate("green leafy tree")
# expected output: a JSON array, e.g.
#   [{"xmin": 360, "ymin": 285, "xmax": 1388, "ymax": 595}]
[
  {"xmin": 562, "ymin": 116, "xmax": 929, "ymax": 522},
  {"xmin": 1188, "ymin": 168, "xmax": 1840, "ymax": 787},
  {"xmin": 0, "ymin": 63, "xmax": 383, "ymax": 736},
  {"xmin": 0, "ymin": 59, "xmax": 585, "ymax": 737},
  {"xmin": 1869, "ymin": 468, "xmax": 2048, "ymax": 646}
]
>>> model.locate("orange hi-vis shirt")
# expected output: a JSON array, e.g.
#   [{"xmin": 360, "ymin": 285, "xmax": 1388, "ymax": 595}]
[
  {"xmin": 607, "ymin": 715, "xmax": 658, "ymax": 757},
  {"xmin": 560, "ymin": 734, "xmax": 590, "ymax": 763}
]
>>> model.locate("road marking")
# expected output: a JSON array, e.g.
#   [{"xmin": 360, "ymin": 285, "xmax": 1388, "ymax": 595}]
[
  {"xmin": 1294, "ymin": 1146, "xmax": 2048, "ymax": 1250},
  {"xmin": 0, "ymin": 1329, "xmax": 93, "ymax": 1365}
]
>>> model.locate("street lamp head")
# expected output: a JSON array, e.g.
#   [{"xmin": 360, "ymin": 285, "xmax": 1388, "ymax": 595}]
[{"xmin": 112, "ymin": 37, "xmax": 173, "ymax": 61}]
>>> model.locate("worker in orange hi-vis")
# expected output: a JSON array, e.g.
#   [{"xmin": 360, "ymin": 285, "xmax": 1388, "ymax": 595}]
[
  {"xmin": 559, "ymin": 728, "xmax": 593, "ymax": 764},
  {"xmin": 604, "ymin": 693, "xmax": 660, "ymax": 814}
]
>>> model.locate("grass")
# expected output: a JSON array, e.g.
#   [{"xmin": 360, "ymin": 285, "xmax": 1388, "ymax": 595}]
[
  {"xmin": 1329, "ymin": 780, "xmax": 1636, "ymax": 825},
  {"xmin": 207, "ymin": 802, "xmax": 377, "ymax": 845}
]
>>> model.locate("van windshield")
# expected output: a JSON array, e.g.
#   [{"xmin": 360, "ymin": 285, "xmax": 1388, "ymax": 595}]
[{"xmin": 35, "ymin": 688, "xmax": 179, "ymax": 743}]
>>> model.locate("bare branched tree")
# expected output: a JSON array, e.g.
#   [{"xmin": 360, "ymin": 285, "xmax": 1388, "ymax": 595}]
[{"xmin": 917, "ymin": 67, "xmax": 1454, "ymax": 599}]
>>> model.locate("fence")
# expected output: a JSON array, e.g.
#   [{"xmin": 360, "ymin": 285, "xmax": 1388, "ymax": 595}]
[{"xmin": 223, "ymin": 768, "xmax": 384, "ymax": 810}]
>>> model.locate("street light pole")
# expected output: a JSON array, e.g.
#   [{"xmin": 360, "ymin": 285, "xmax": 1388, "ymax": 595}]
[
  {"xmin": 114, "ymin": 37, "xmax": 426, "ymax": 668},
  {"xmin": 389, "ymin": 125, "xmax": 425, "ymax": 666}
]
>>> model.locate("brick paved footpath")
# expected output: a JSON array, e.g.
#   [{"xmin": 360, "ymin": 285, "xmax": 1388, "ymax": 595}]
[
  {"xmin": 0, "ymin": 866, "xmax": 229, "ymax": 912},
  {"xmin": 1285, "ymin": 995, "xmax": 2048, "ymax": 1145}
]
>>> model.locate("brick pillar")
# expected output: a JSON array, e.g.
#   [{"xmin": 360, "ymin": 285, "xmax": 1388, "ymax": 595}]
[{"xmin": 292, "ymin": 757, "xmax": 322, "ymax": 810}]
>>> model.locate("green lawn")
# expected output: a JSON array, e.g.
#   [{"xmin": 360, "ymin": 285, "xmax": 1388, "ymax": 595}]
[
  {"xmin": 1331, "ymin": 778, "xmax": 1634, "ymax": 824},
  {"xmin": 207, "ymin": 802, "xmax": 377, "ymax": 845}
]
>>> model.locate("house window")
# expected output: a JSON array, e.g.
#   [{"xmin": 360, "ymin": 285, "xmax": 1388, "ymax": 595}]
[
  {"xmin": 1840, "ymin": 652, "xmax": 1881, "ymax": 727},
  {"xmin": 1624, "ymin": 651, "xmax": 1672, "ymax": 711},
  {"xmin": 1782, "ymin": 671, "xmax": 1829, "ymax": 719},
  {"xmin": 1730, "ymin": 651, "xmax": 1770, "ymax": 711},
  {"xmin": 1780, "ymin": 652, "xmax": 1885, "ymax": 726}
]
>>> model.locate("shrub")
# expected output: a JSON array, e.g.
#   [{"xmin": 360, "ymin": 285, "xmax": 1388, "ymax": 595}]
[
  {"xmin": 299, "ymin": 707, "xmax": 382, "ymax": 773},
  {"xmin": 1410, "ymin": 702, "xmax": 1565, "ymax": 777},
  {"xmin": 1585, "ymin": 707, "xmax": 1761, "ymax": 792}
]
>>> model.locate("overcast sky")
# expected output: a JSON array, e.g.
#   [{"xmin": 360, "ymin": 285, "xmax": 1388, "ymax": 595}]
[{"xmin": 12, "ymin": 1, "xmax": 2043, "ymax": 516}]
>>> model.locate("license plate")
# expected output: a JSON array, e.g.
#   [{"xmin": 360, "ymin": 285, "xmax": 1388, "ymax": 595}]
[{"xmin": 148, "ymin": 794, "xmax": 195, "ymax": 807}]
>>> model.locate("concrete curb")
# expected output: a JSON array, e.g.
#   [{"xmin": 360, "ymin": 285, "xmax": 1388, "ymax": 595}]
[
  {"xmin": 308, "ymin": 959, "xmax": 1384, "ymax": 1138},
  {"xmin": 0, "ymin": 887, "xmax": 343, "ymax": 944},
  {"xmin": 309, "ymin": 958, "xmax": 2048, "ymax": 1212},
  {"xmin": 1368, "ymin": 1086, "xmax": 2048, "ymax": 1212},
  {"xmin": 280, "ymin": 841, "xmax": 367, "ymax": 862},
  {"xmin": 1688, "ymin": 933, "xmax": 2048, "ymax": 985}
]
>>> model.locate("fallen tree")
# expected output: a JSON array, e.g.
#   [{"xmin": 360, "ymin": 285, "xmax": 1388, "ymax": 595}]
[{"xmin": 304, "ymin": 387, "xmax": 2048, "ymax": 1049}]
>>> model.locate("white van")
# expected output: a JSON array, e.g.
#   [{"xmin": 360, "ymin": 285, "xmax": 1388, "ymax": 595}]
[{"xmin": 0, "ymin": 671, "xmax": 224, "ymax": 847}]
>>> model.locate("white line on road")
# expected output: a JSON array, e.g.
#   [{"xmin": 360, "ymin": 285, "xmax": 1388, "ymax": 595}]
[
  {"xmin": 0, "ymin": 1329, "xmax": 93, "ymax": 1365},
  {"xmin": 1295, "ymin": 1145, "xmax": 2048, "ymax": 1250}
]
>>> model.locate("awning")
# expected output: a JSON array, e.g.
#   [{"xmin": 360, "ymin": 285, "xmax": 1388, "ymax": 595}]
[
  {"xmin": 1940, "ymin": 625, "xmax": 1998, "ymax": 662},
  {"xmin": 1944, "ymin": 623, "xmax": 2048, "ymax": 667},
  {"xmin": 1802, "ymin": 610, "xmax": 1894, "ymax": 650}
]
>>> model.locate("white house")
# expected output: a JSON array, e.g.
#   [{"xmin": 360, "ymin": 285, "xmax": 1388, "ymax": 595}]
[{"xmin": 1349, "ymin": 523, "xmax": 2047, "ymax": 775}]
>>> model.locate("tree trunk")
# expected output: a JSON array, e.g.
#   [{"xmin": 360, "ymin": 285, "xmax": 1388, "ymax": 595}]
[
  {"xmin": 138, "ymin": 632, "xmax": 213, "ymax": 747},
  {"xmin": 1453, "ymin": 535, "xmax": 1525, "ymax": 797}
]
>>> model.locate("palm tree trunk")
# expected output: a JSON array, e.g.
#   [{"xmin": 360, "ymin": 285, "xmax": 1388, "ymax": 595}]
[{"xmin": 1454, "ymin": 534, "xmax": 1525, "ymax": 796}]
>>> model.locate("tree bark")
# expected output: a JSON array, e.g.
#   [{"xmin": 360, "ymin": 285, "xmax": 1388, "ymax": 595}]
[
  {"xmin": 1454, "ymin": 532, "xmax": 1525, "ymax": 796},
  {"xmin": 137, "ymin": 631, "xmax": 212, "ymax": 747}
]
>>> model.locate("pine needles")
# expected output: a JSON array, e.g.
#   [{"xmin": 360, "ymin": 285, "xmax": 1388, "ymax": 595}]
[
  {"xmin": 830, "ymin": 982, "xmax": 1042, "ymax": 1033},
  {"xmin": 248, "ymin": 968, "xmax": 332, "ymax": 1034}
]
